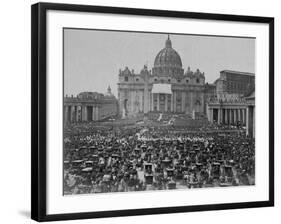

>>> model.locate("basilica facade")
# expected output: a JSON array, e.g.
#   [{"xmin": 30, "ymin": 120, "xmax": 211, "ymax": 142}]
[{"xmin": 118, "ymin": 36, "xmax": 212, "ymax": 117}]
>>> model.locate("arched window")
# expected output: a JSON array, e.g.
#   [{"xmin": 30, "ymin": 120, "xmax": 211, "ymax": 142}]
[
  {"xmin": 124, "ymin": 76, "xmax": 128, "ymax": 82},
  {"xmin": 196, "ymin": 78, "xmax": 200, "ymax": 83}
]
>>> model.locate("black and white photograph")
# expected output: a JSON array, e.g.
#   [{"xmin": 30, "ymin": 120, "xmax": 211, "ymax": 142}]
[
  {"xmin": 29, "ymin": 2, "xmax": 274, "ymax": 222},
  {"xmin": 63, "ymin": 29, "xmax": 256, "ymax": 195}
]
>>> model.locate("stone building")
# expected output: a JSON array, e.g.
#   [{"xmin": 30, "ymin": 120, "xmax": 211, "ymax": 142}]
[
  {"xmin": 206, "ymin": 95, "xmax": 248, "ymax": 126},
  {"xmin": 118, "ymin": 36, "xmax": 209, "ymax": 117},
  {"xmin": 206, "ymin": 83, "xmax": 255, "ymax": 137},
  {"xmin": 64, "ymin": 86, "xmax": 118, "ymax": 123},
  {"xmin": 206, "ymin": 70, "xmax": 255, "ymax": 135},
  {"xmin": 215, "ymin": 70, "xmax": 255, "ymax": 96}
]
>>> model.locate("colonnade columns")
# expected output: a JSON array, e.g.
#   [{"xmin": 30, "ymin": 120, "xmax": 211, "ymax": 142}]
[
  {"xmin": 152, "ymin": 93, "xmax": 157, "ymax": 111},
  {"xmin": 207, "ymin": 107, "xmax": 248, "ymax": 126},
  {"xmin": 242, "ymin": 109, "xmax": 246, "ymax": 125},
  {"xmin": 149, "ymin": 92, "xmax": 151, "ymax": 111},
  {"xmin": 95, "ymin": 106, "xmax": 98, "ymax": 121},
  {"xmin": 153, "ymin": 93, "xmax": 155, "ymax": 111},
  {"xmin": 151, "ymin": 92, "xmax": 153, "ymax": 112},
  {"xmin": 207, "ymin": 108, "xmax": 210, "ymax": 122},
  {"xmin": 64, "ymin": 105, "xmax": 102, "ymax": 123},
  {"xmin": 165, "ymin": 94, "xmax": 168, "ymax": 111},
  {"xmin": 65, "ymin": 105, "xmax": 80, "ymax": 123},
  {"xmin": 224, "ymin": 109, "xmax": 228, "ymax": 124},
  {"xmin": 151, "ymin": 94, "xmax": 154, "ymax": 111},
  {"xmin": 246, "ymin": 107, "xmax": 250, "ymax": 136},
  {"xmin": 92, "ymin": 106, "xmax": 96, "ymax": 121},
  {"xmin": 70, "ymin": 106, "xmax": 74, "ymax": 122},
  {"xmin": 157, "ymin": 94, "xmax": 160, "ymax": 111},
  {"xmin": 233, "ymin": 109, "xmax": 237, "ymax": 124},
  {"xmin": 229, "ymin": 108, "xmax": 247, "ymax": 125},
  {"xmin": 64, "ymin": 106, "xmax": 74, "ymax": 123},
  {"xmin": 174, "ymin": 92, "xmax": 177, "ymax": 112},
  {"xmin": 238, "ymin": 109, "xmax": 242, "ymax": 123},
  {"xmin": 72, "ymin": 106, "xmax": 76, "ymax": 122},
  {"xmin": 96, "ymin": 106, "xmax": 99, "ymax": 120},
  {"xmin": 181, "ymin": 92, "xmax": 185, "ymax": 113},
  {"xmin": 75, "ymin": 106, "xmax": 79, "ymax": 122},
  {"xmin": 218, "ymin": 108, "xmax": 222, "ymax": 124},
  {"xmin": 210, "ymin": 108, "xmax": 213, "ymax": 123},
  {"xmin": 246, "ymin": 107, "xmax": 249, "ymax": 132},
  {"xmin": 64, "ymin": 106, "xmax": 69, "ymax": 123},
  {"xmin": 82, "ymin": 106, "xmax": 88, "ymax": 121},
  {"xmin": 171, "ymin": 93, "xmax": 173, "ymax": 112}
]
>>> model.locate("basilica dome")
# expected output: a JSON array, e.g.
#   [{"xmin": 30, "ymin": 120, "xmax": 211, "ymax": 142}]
[
  {"xmin": 153, "ymin": 36, "xmax": 184, "ymax": 76},
  {"xmin": 154, "ymin": 36, "xmax": 182, "ymax": 68}
]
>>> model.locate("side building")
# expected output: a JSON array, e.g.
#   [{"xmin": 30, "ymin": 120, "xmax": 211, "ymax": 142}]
[
  {"xmin": 207, "ymin": 70, "xmax": 255, "ymax": 137},
  {"xmin": 64, "ymin": 86, "xmax": 118, "ymax": 124},
  {"xmin": 215, "ymin": 70, "xmax": 255, "ymax": 96}
]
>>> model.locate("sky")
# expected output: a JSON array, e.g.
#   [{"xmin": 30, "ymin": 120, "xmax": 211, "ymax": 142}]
[{"xmin": 64, "ymin": 29, "xmax": 255, "ymax": 97}]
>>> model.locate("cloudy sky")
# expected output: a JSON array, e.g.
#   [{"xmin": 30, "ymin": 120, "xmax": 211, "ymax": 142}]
[{"xmin": 64, "ymin": 29, "xmax": 255, "ymax": 97}]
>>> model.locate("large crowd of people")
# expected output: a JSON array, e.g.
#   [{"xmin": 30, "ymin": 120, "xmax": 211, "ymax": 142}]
[{"xmin": 63, "ymin": 116, "xmax": 255, "ymax": 195}]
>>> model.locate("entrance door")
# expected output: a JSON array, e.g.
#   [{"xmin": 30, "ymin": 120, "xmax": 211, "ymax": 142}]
[
  {"xmin": 87, "ymin": 106, "xmax": 93, "ymax": 121},
  {"xmin": 213, "ymin": 108, "xmax": 218, "ymax": 122}
]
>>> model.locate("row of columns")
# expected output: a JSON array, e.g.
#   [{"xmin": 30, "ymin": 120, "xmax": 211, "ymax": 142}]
[
  {"xmin": 246, "ymin": 106, "xmax": 255, "ymax": 138},
  {"xmin": 208, "ymin": 106, "xmax": 255, "ymax": 137},
  {"xmin": 210, "ymin": 108, "xmax": 246, "ymax": 125},
  {"xmin": 150, "ymin": 93, "xmax": 202, "ymax": 114},
  {"xmin": 64, "ymin": 105, "xmax": 99, "ymax": 123},
  {"xmin": 151, "ymin": 93, "xmax": 172, "ymax": 112}
]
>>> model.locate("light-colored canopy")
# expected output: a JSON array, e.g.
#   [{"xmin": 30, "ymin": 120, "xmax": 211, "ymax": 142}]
[{"xmin": 151, "ymin": 84, "xmax": 172, "ymax": 94}]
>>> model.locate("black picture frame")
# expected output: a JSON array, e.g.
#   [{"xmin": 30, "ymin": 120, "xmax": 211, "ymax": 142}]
[{"xmin": 31, "ymin": 2, "xmax": 274, "ymax": 222}]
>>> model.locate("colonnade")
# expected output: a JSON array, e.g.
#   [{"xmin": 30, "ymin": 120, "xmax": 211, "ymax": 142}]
[
  {"xmin": 209, "ymin": 107, "xmax": 246, "ymax": 125},
  {"xmin": 64, "ymin": 105, "xmax": 99, "ymax": 123}
]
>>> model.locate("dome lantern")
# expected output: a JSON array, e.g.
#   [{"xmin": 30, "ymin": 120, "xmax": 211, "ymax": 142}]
[
  {"xmin": 165, "ymin": 34, "xmax": 172, "ymax": 48},
  {"xmin": 107, "ymin": 85, "xmax": 112, "ymax": 95}
]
